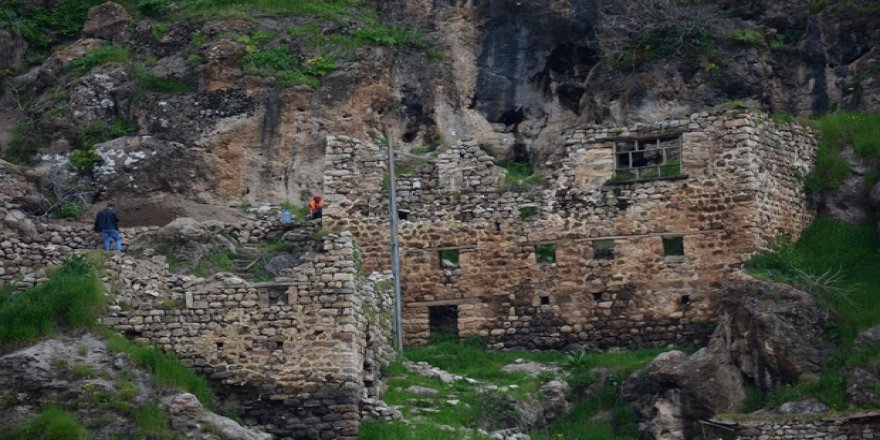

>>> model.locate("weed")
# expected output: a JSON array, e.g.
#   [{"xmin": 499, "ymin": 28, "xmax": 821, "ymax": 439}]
[
  {"xmin": 100, "ymin": 329, "xmax": 215, "ymax": 407},
  {"xmin": 138, "ymin": 74, "xmax": 194, "ymax": 94},
  {"xmin": 729, "ymin": 28, "xmax": 764, "ymax": 46},
  {"xmin": 519, "ymin": 206, "xmax": 539, "ymax": 219},
  {"xmin": 134, "ymin": 404, "xmax": 171, "ymax": 439},
  {"xmin": 71, "ymin": 362, "xmax": 96, "ymax": 379},
  {"xmin": 69, "ymin": 147, "xmax": 103, "ymax": 173},
  {"xmin": 193, "ymin": 251, "xmax": 234, "ymax": 277},
  {"xmin": 4, "ymin": 407, "xmax": 89, "ymax": 440},
  {"xmin": 54, "ymin": 200, "xmax": 83, "ymax": 219},
  {"xmin": 76, "ymin": 118, "xmax": 135, "ymax": 148},
  {"xmin": 805, "ymin": 113, "xmax": 880, "ymax": 192},
  {"xmin": 69, "ymin": 45, "xmax": 129, "ymax": 72},
  {"xmin": 498, "ymin": 161, "xmax": 544, "ymax": 192},
  {"xmin": 0, "ymin": 255, "xmax": 104, "ymax": 346}
]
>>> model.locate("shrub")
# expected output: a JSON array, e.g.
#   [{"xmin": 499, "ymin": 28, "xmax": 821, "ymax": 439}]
[
  {"xmin": 69, "ymin": 147, "xmax": 103, "ymax": 173},
  {"xmin": 54, "ymin": 200, "xmax": 83, "ymax": 219},
  {"xmin": 729, "ymin": 28, "xmax": 764, "ymax": 46},
  {"xmin": 76, "ymin": 118, "xmax": 135, "ymax": 148}
]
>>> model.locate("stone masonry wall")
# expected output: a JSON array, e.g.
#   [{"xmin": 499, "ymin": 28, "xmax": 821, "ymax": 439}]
[
  {"xmin": 0, "ymin": 212, "xmax": 394, "ymax": 440},
  {"xmin": 322, "ymin": 108, "xmax": 817, "ymax": 349},
  {"xmin": 702, "ymin": 412, "xmax": 880, "ymax": 439},
  {"xmin": 102, "ymin": 231, "xmax": 393, "ymax": 440}
]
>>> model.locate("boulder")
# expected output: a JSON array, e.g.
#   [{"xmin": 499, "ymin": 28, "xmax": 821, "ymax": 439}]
[
  {"xmin": 165, "ymin": 393, "xmax": 271, "ymax": 440},
  {"xmin": 777, "ymin": 398, "xmax": 828, "ymax": 414},
  {"xmin": 622, "ymin": 275, "xmax": 835, "ymax": 439},
  {"xmin": 83, "ymin": 2, "xmax": 133, "ymax": 45}
]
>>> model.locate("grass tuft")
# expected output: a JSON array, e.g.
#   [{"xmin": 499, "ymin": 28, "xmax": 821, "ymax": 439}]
[
  {"xmin": 101, "ymin": 329, "xmax": 215, "ymax": 408},
  {"xmin": 0, "ymin": 256, "xmax": 104, "ymax": 347},
  {"xmin": 4, "ymin": 407, "xmax": 89, "ymax": 440},
  {"xmin": 805, "ymin": 113, "xmax": 880, "ymax": 192}
]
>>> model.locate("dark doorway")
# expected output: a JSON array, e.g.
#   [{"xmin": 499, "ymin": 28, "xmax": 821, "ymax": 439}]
[{"xmin": 429, "ymin": 305, "xmax": 459, "ymax": 338}]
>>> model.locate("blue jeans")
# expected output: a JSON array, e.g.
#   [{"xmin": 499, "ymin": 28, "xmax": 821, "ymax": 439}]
[{"xmin": 102, "ymin": 229, "xmax": 122, "ymax": 252}]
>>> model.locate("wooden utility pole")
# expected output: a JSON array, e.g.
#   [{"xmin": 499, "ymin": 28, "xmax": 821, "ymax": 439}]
[{"xmin": 386, "ymin": 133, "xmax": 404, "ymax": 352}]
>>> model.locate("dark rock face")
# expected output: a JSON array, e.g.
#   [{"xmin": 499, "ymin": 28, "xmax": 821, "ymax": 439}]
[
  {"xmin": 473, "ymin": 0, "xmax": 598, "ymax": 124},
  {"xmin": 622, "ymin": 275, "xmax": 835, "ymax": 439}
]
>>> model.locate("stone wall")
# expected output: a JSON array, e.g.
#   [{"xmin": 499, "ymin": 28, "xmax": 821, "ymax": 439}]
[
  {"xmin": 0, "ymin": 211, "xmax": 394, "ymax": 440},
  {"xmin": 702, "ymin": 412, "xmax": 880, "ymax": 439},
  {"xmin": 101, "ymin": 231, "xmax": 393, "ymax": 440},
  {"xmin": 322, "ymin": 108, "xmax": 817, "ymax": 349},
  {"xmin": 0, "ymin": 216, "xmax": 279, "ymax": 288}
]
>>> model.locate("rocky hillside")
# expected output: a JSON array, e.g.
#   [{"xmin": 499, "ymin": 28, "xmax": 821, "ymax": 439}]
[{"xmin": 0, "ymin": 0, "xmax": 878, "ymax": 218}]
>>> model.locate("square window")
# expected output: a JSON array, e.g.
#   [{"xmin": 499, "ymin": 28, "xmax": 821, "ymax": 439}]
[
  {"xmin": 662, "ymin": 236, "xmax": 684, "ymax": 256},
  {"xmin": 612, "ymin": 135, "xmax": 683, "ymax": 182},
  {"xmin": 535, "ymin": 244, "xmax": 556, "ymax": 263},
  {"xmin": 540, "ymin": 296, "xmax": 550, "ymax": 305},
  {"xmin": 593, "ymin": 239, "xmax": 615, "ymax": 259},
  {"xmin": 439, "ymin": 249, "xmax": 460, "ymax": 268},
  {"xmin": 398, "ymin": 209, "xmax": 410, "ymax": 220}
]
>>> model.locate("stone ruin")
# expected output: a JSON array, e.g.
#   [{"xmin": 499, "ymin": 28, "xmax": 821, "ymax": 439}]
[
  {"xmin": 322, "ymin": 107, "xmax": 817, "ymax": 349},
  {"xmin": 0, "ymin": 107, "xmax": 818, "ymax": 439},
  {"xmin": 0, "ymin": 216, "xmax": 396, "ymax": 440}
]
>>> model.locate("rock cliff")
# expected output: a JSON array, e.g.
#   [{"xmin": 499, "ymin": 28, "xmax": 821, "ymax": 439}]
[{"xmin": 1, "ymin": 0, "xmax": 877, "ymax": 213}]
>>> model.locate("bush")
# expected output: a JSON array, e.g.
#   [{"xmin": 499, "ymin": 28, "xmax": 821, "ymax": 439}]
[
  {"xmin": 69, "ymin": 148, "xmax": 103, "ymax": 173},
  {"xmin": 54, "ymin": 200, "xmax": 83, "ymax": 219},
  {"xmin": 76, "ymin": 119, "xmax": 135, "ymax": 148}
]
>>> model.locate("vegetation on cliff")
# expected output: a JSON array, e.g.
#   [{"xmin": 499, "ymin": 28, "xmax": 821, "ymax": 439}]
[{"xmin": 746, "ymin": 217, "xmax": 880, "ymax": 410}]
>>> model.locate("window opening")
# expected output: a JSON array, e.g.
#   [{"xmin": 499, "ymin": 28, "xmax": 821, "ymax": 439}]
[
  {"xmin": 613, "ymin": 136, "xmax": 682, "ymax": 181},
  {"xmin": 215, "ymin": 342, "xmax": 224, "ymax": 350},
  {"xmin": 398, "ymin": 209, "xmax": 410, "ymax": 220},
  {"xmin": 593, "ymin": 239, "xmax": 615, "ymax": 259},
  {"xmin": 592, "ymin": 292, "xmax": 603, "ymax": 301},
  {"xmin": 535, "ymin": 244, "xmax": 556, "ymax": 263},
  {"xmin": 540, "ymin": 296, "xmax": 550, "ymax": 305},
  {"xmin": 439, "ymin": 249, "xmax": 460, "ymax": 268},
  {"xmin": 662, "ymin": 236, "xmax": 684, "ymax": 256},
  {"xmin": 429, "ymin": 305, "xmax": 459, "ymax": 338},
  {"xmin": 680, "ymin": 295, "xmax": 691, "ymax": 305}
]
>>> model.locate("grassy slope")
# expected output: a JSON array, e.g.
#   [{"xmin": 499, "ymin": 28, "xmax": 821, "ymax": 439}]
[
  {"xmin": 0, "ymin": 254, "xmax": 216, "ymax": 437},
  {"xmin": 361, "ymin": 336, "xmax": 670, "ymax": 440},
  {"xmin": 746, "ymin": 217, "xmax": 880, "ymax": 410}
]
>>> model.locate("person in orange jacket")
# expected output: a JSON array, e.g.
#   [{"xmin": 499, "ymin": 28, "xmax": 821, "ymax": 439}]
[{"xmin": 306, "ymin": 194, "xmax": 325, "ymax": 220}]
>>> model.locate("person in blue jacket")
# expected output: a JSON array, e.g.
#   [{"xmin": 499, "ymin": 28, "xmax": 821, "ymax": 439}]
[{"xmin": 94, "ymin": 203, "xmax": 122, "ymax": 252}]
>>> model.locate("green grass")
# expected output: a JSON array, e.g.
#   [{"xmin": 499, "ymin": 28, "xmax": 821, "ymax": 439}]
[
  {"xmin": 746, "ymin": 216, "xmax": 880, "ymax": 409},
  {"xmin": 498, "ymin": 161, "xmax": 545, "ymax": 192},
  {"xmin": 3, "ymin": 407, "xmax": 89, "ymax": 440},
  {"xmin": 101, "ymin": 329, "xmax": 215, "ymax": 408},
  {"xmin": 76, "ymin": 118, "xmax": 136, "ymax": 148},
  {"xmin": 69, "ymin": 45, "xmax": 130, "ymax": 72},
  {"xmin": 193, "ymin": 251, "xmax": 235, "ymax": 277},
  {"xmin": 532, "ymin": 349, "xmax": 672, "ymax": 440},
  {"xmin": 134, "ymin": 404, "xmax": 171, "ymax": 439},
  {"xmin": 360, "ymin": 420, "xmax": 490, "ymax": 440},
  {"xmin": 806, "ymin": 112, "xmax": 880, "ymax": 192},
  {"xmin": 0, "ymin": 256, "xmax": 104, "ymax": 347},
  {"xmin": 138, "ymin": 74, "xmax": 194, "ymax": 94},
  {"xmin": 405, "ymin": 335, "xmax": 562, "ymax": 386}
]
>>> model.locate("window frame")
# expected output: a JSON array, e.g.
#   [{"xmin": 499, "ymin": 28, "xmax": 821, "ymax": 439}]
[{"xmin": 612, "ymin": 135, "xmax": 684, "ymax": 182}]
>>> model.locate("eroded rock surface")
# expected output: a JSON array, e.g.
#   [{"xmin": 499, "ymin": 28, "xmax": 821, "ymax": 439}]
[{"xmin": 622, "ymin": 275, "xmax": 835, "ymax": 439}]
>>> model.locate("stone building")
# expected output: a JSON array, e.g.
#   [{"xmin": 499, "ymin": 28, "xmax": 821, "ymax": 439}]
[{"xmin": 323, "ymin": 108, "xmax": 817, "ymax": 349}]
